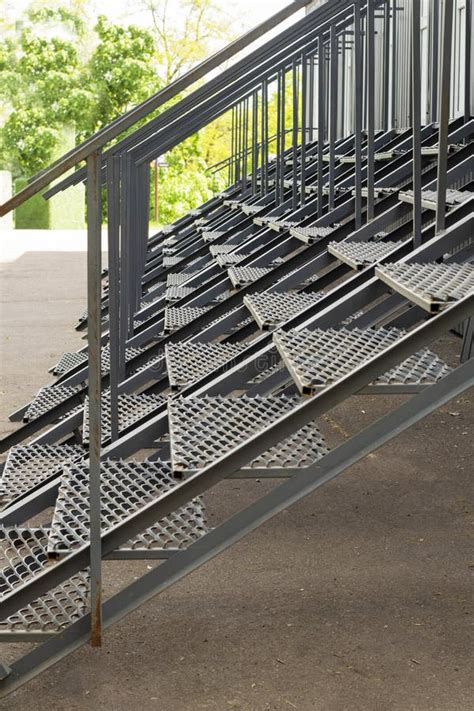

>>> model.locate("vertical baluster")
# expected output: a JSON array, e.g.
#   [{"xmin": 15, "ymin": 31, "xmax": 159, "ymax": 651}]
[
  {"xmin": 106, "ymin": 155, "xmax": 120, "ymax": 442},
  {"xmin": 317, "ymin": 34, "xmax": 325, "ymax": 218},
  {"xmin": 354, "ymin": 2, "xmax": 363, "ymax": 229},
  {"xmin": 328, "ymin": 24, "xmax": 337, "ymax": 211},
  {"xmin": 86, "ymin": 150, "xmax": 102, "ymax": 648},
  {"xmin": 436, "ymin": 0, "xmax": 454, "ymax": 234},
  {"xmin": 366, "ymin": 0, "xmax": 375, "ymax": 222},
  {"xmin": 412, "ymin": 0, "xmax": 422, "ymax": 246}
]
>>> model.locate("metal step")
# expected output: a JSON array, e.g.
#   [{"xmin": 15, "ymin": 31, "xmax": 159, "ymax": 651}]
[
  {"xmin": 165, "ymin": 341, "xmax": 246, "ymax": 390},
  {"xmin": 23, "ymin": 386, "xmax": 82, "ymax": 422},
  {"xmin": 165, "ymin": 285, "xmax": 196, "ymax": 302},
  {"xmin": 290, "ymin": 225, "xmax": 336, "ymax": 244},
  {"xmin": 168, "ymin": 395, "xmax": 329, "ymax": 474},
  {"xmin": 47, "ymin": 460, "xmax": 207, "ymax": 557},
  {"xmin": 0, "ymin": 528, "xmax": 89, "ymax": 641},
  {"xmin": 82, "ymin": 392, "xmax": 165, "ymax": 445},
  {"xmin": 202, "ymin": 230, "xmax": 225, "ymax": 243},
  {"xmin": 215, "ymin": 252, "xmax": 249, "ymax": 267},
  {"xmin": 399, "ymin": 188, "xmax": 474, "ymax": 210},
  {"xmin": 375, "ymin": 262, "xmax": 474, "ymax": 312},
  {"xmin": 166, "ymin": 270, "xmax": 202, "ymax": 287},
  {"xmin": 244, "ymin": 291, "xmax": 323, "ymax": 330},
  {"xmin": 228, "ymin": 266, "xmax": 273, "ymax": 288},
  {"xmin": 268, "ymin": 219, "xmax": 300, "ymax": 232},
  {"xmin": 241, "ymin": 204, "xmax": 266, "ymax": 215},
  {"xmin": 273, "ymin": 327, "xmax": 451, "ymax": 395},
  {"xmin": 209, "ymin": 244, "xmax": 239, "ymax": 256},
  {"xmin": 163, "ymin": 255, "xmax": 185, "ymax": 268},
  {"xmin": 164, "ymin": 305, "xmax": 212, "ymax": 333},
  {"xmin": 51, "ymin": 344, "xmax": 145, "ymax": 377},
  {"xmin": 327, "ymin": 240, "xmax": 405, "ymax": 270},
  {"xmin": 0, "ymin": 444, "xmax": 84, "ymax": 508}
]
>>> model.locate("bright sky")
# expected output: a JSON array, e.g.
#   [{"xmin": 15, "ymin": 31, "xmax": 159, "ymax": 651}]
[{"xmin": 5, "ymin": 0, "xmax": 294, "ymax": 27}]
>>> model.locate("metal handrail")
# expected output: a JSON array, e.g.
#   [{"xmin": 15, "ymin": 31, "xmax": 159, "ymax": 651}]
[{"xmin": 0, "ymin": 0, "xmax": 313, "ymax": 217}]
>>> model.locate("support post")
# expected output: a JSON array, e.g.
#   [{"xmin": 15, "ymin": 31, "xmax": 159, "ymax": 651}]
[
  {"xmin": 86, "ymin": 150, "xmax": 103, "ymax": 647},
  {"xmin": 436, "ymin": 0, "xmax": 454, "ymax": 234},
  {"xmin": 412, "ymin": 0, "xmax": 422, "ymax": 246},
  {"xmin": 354, "ymin": 2, "xmax": 363, "ymax": 228},
  {"xmin": 106, "ymin": 156, "xmax": 121, "ymax": 442},
  {"xmin": 366, "ymin": 0, "xmax": 375, "ymax": 222}
]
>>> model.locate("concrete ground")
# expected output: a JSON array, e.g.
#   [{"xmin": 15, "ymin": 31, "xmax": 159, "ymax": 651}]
[{"xmin": 0, "ymin": 248, "xmax": 473, "ymax": 711}]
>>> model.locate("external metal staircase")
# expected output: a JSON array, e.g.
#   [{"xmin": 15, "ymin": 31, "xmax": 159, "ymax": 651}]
[{"xmin": 0, "ymin": 0, "xmax": 472, "ymax": 696}]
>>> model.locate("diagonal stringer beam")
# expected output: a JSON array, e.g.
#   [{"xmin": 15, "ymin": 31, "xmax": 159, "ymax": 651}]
[{"xmin": 0, "ymin": 356, "xmax": 472, "ymax": 697}]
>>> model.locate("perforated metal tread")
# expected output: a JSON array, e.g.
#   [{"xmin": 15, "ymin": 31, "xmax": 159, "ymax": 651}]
[
  {"xmin": 241, "ymin": 203, "xmax": 266, "ymax": 215},
  {"xmin": 273, "ymin": 327, "xmax": 451, "ymax": 395},
  {"xmin": 0, "ymin": 528, "xmax": 89, "ymax": 639},
  {"xmin": 165, "ymin": 341, "xmax": 246, "ymax": 390},
  {"xmin": 244, "ymin": 291, "xmax": 323, "ymax": 330},
  {"xmin": 51, "ymin": 345, "xmax": 145, "ymax": 377},
  {"xmin": 399, "ymin": 188, "xmax": 474, "ymax": 209},
  {"xmin": 228, "ymin": 266, "xmax": 273, "ymax": 288},
  {"xmin": 202, "ymin": 230, "xmax": 225, "ymax": 243},
  {"xmin": 83, "ymin": 392, "xmax": 165, "ymax": 444},
  {"xmin": 23, "ymin": 386, "xmax": 82, "ymax": 422},
  {"xmin": 327, "ymin": 240, "xmax": 405, "ymax": 269},
  {"xmin": 48, "ymin": 460, "xmax": 207, "ymax": 556},
  {"xmin": 210, "ymin": 244, "xmax": 240, "ymax": 256},
  {"xmin": 290, "ymin": 225, "xmax": 336, "ymax": 244},
  {"xmin": 375, "ymin": 262, "xmax": 474, "ymax": 312},
  {"xmin": 166, "ymin": 270, "xmax": 202, "ymax": 287},
  {"xmin": 165, "ymin": 285, "xmax": 196, "ymax": 302},
  {"xmin": 0, "ymin": 444, "xmax": 84, "ymax": 507},
  {"xmin": 168, "ymin": 395, "xmax": 329, "ymax": 474},
  {"xmin": 164, "ymin": 305, "xmax": 212, "ymax": 333},
  {"xmin": 215, "ymin": 252, "xmax": 249, "ymax": 267},
  {"xmin": 163, "ymin": 255, "xmax": 186, "ymax": 268}
]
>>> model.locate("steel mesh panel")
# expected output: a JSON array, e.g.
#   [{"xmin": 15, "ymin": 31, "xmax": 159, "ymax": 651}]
[
  {"xmin": 168, "ymin": 395, "xmax": 329, "ymax": 473},
  {"xmin": 0, "ymin": 528, "xmax": 89, "ymax": 635},
  {"xmin": 291, "ymin": 225, "xmax": 336, "ymax": 243},
  {"xmin": 48, "ymin": 460, "xmax": 207, "ymax": 555},
  {"xmin": 402, "ymin": 188, "xmax": 473, "ymax": 205},
  {"xmin": 202, "ymin": 230, "xmax": 224, "ymax": 243},
  {"xmin": 270, "ymin": 219, "xmax": 300, "ymax": 230},
  {"xmin": 228, "ymin": 266, "xmax": 272, "ymax": 288},
  {"xmin": 52, "ymin": 345, "xmax": 145, "ymax": 376},
  {"xmin": 23, "ymin": 386, "xmax": 82, "ymax": 422},
  {"xmin": 0, "ymin": 444, "xmax": 84, "ymax": 506},
  {"xmin": 241, "ymin": 204, "xmax": 265, "ymax": 215},
  {"xmin": 82, "ymin": 392, "xmax": 164, "ymax": 444},
  {"xmin": 210, "ymin": 244, "xmax": 239, "ymax": 256},
  {"xmin": 166, "ymin": 270, "xmax": 202, "ymax": 286},
  {"xmin": 328, "ymin": 240, "xmax": 405, "ymax": 269},
  {"xmin": 163, "ymin": 236, "xmax": 178, "ymax": 246},
  {"xmin": 164, "ymin": 305, "xmax": 211, "ymax": 333},
  {"xmin": 244, "ymin": 291, "xmax": 323, "ymax": 329},
  {"xmin": 216, "ymin": 252, "xmax": 249, "ymax": 267},
  {"xmin": 375, "ymin": 262, "xmax": 474, "ymax": 311},
  {"xmin": 163, "ymin": 255, "xmax": 185, "ymax": 268},
  {"xmin": 273, "ymin": 327, "xmax": 451, "ymax": 394},
  {"xmin": 165, "ymin": 285, "xmax": 196, "ymax": 302},
  {"xmin": 165, "ymin": 341, "xmax": 246, "ymax": 390}
]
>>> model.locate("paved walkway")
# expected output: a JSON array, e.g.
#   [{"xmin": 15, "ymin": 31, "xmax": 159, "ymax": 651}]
[{"xmin": 0, "ymin": 249, "xmax": 472, "ymax": 710}]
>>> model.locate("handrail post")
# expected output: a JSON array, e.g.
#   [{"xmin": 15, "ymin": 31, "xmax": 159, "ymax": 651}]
[
  {"xmin": 86, "ymin": 150, "xmax": 103, "ymax": 647},
  {"xmin": 436, "ymin": 0, "xmax": 454, "ymax": 234},
  {"xmin": 412, "ymin": 0, "xmax": 422, "ymax": 247}
]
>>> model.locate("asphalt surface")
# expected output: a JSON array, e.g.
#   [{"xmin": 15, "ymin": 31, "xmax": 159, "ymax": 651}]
[{"xmin": 0, "ymin": 251, "xmax": 472, "ymax": 711}]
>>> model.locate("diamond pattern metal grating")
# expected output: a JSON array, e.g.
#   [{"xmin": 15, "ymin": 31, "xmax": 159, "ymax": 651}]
[
  {"xmin": 82, "ymin": 392, "xmax": 165, "ymax": 444},
  {"xmin": 244, "ymin": 291, "xmax": 323, "ymax": 330},
  {"xmin": 216, "ymin": 252, "xmax": 249, "ymax": 267},
  {"xmin": 202, "ymin": 230, "xmax": 225, "ymax": 243},
  {"xmin": 375, "ymin": 262, "xmax": 474, "ymax": 312},
  {"xmin": 52, "ymin": 345, "xmax": 145, "ymax": 376},
  {"xmin": 273, "ymin": 327, "xmax": 451, "ymax": 395},
  {"xmin": 0, "ymin": 444, "xmax": 84, "ymax": 507},
  {"xmin": 0, "ymin": 528, "xmax": 89, "ymax": 637},
  {"xmin": 228, "ymin": 266, "xmax": 272, "ymax": 288},
  {"xmin": 168, "ymin": 395, "xmax": 329, "ymax": 473},
  {"xmin": 166, "ymin": 271, "xmax": 202, "ymax": 287},
  {"xmin": 164, "ymin": 305, "xmax": 212, "ymax": 333},
  {"xmin": 165, "ymin": 341, "xmax": 246, "ymax": 390},
  {"xmin": 23, "ymin": 386, "xmax": 82, "ymax": 422},
  {"xmin": 48, "ymin": 460, "xmax": 207, "ymax": 556},
  {"xmin": 327, "ymin": 240, "xmax": 405, "ymax": 269},
  {"xmin": 290, "ymin": 225, "xmax": 336, "ymax": 244},
  {"xmin": 165, "ymin": 285, "xmax": 196, "ymax": 302}
]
